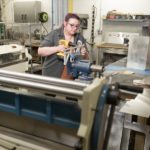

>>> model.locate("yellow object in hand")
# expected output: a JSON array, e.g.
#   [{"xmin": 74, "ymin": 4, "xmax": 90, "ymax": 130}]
[
  {"xmin": 59, "ymin": 39, "xmax": 70, "ymax": 47},
  {"xmin": 57, "ymin": 40, "xmax": 67, "ymax": 58},
  {"xmin": 57, "ymin": 40, "xmax": 74, "ymax": 57}
]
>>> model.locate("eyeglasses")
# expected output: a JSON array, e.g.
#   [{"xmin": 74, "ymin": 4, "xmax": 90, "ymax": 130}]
[{"xmin": 68, "ymin": 23, "xmax": 80, "ymax": 29}]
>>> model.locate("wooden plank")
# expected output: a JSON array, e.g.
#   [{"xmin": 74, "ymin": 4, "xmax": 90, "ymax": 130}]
[{"xmin": 97, "ymin": 43, "xmax": 128, "ymax": 49}]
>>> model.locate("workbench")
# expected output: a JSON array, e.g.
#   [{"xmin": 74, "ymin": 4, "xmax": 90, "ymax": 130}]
[
  {"xmin": 104, "ymin": 57, "xmax": 150, "ymax": 99},
  {"xmin": 96, "ymin": 43, "xmax": 128, "ymax": 66},
  {"xmin": 105, "ymin": 57, "xmax": 150, "ymax": 76}
]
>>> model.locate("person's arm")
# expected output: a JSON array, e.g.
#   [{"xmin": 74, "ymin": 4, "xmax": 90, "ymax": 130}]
[
  {"xmin": 79, "ymin": 37, "xmax": 89, "ymax": 59},
  {"xmin": 38, "ymin": 29, "xmax": 66, "ymax": 57},
  {"xmin": 76, "ymin": 34, "xmax": 89, "ymax": 59},
  {"xmin": 38, "ymin": 45, "xmax": 65, "ymax": 57}
]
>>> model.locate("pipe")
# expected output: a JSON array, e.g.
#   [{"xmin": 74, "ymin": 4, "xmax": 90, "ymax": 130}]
[
  {"xmin": 0, "ymin": 69, "xmax": 88, "ymax": 90},
  {"xmin": 90, "ymin": 65, "xmax": 103, "ymax": 72},
  {"xmin": 0, "ymin": 76, "xmax": 83, "ymax": 98},
  {"xmin": 68, "ymin": 0, "xmax": 73, "ymax": 13},
  {"xmin": 51, "ymin": 0, "xmax": 54, "ymax": 30}
]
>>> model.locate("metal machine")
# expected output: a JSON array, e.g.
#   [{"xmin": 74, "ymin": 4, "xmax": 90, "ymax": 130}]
[
  {"xmin": 120, "ymin": 76, "xmax": 150, "ymax": 118},
  {"xmin": 0, "ymin": 44, "xmax": 31, "ymax": 72},
  {"xmin": 0, "ymin": 69, "xmax": 119, "ymax": 150},
  {"xmin": 14, "ymin": 0, "xmax": 41, "ymax": 23}
]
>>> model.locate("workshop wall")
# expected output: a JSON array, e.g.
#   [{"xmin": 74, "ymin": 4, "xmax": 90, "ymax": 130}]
[
  {"xmin": 1, "ymin": 0, "xmax": 13, "ymax": 23},
  {"xmin": 1, "ymin": 0, "xmax": 51, "ymax": 31},
  {"xmin": 2, "ymin": 0, "xmax": 150, "ymax": 44},
  {"xmin": 72, "ymin": 0, "xmax": 150, "ymax": 62},
  {"xmin": 40, "ymin": 0, "xmax": 51, "ymax": 31},
  {"xmin": 73, "ymin": 0, "xmax": 102, "ymax": 45},
  {"xmin": 72, "ymin": 0, "xmax": 103, "ymax": 62},
  {"xmin": 73, "ymin": 0, "xmax": 150, "ymax": 45},
  {"xmin": 102, "ymin": 0, "xmax": 150, "ymax": 15}
]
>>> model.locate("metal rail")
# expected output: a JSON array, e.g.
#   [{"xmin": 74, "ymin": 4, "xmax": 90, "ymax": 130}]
[
  {"xmin": 0, "ymin": 69, "xmax": 88, "ymax": 98},
  {"xmin": 0, "ymin": 69, "xmax": 88, "ymax": 90},
  {"xmin": 0, "ymin": 76, "xmax": 83, "ymax": 98},
  {"xmin": 0, "ymin": 126, "xmax": 75, "ymax": 150},
  {"xmin": 0, "ymin": 133, "xmax": 48, "ymax": 150},
  {"xmin": 90, "ymin": 64, "xmax": 103, "ymax": 72}
]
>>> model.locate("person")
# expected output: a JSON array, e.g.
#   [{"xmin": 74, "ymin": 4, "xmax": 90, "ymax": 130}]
[{"xmin": 38, "ymin": 13, "xmax": 89, "ymax": 79}]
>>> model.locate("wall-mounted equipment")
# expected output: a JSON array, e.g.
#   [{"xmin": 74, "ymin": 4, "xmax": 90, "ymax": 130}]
[
  {"xmin": 78, "ymin": 14, "xmax": 89, "ymax": 29},
  {"xmin": 38, "ymin": 12, "xmax": 48, "ymax": 23},
  {"xmin": 14, "ymin": 1, "xmax": 41, "ymax": 23}
]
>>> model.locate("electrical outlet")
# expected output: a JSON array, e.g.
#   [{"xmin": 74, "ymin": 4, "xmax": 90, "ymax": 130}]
[{"xmin": 97, "ymin": 29, "xmax": 102, "ymax": 35}]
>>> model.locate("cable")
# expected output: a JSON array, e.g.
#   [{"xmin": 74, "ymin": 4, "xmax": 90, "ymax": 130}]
[
  {"xmin": 90, "ymin": 5, "xmax": 97, "ymax": 46},
  {"xmin": 41, "ymin": 23, "xmax": 48, "ymax": 34}
]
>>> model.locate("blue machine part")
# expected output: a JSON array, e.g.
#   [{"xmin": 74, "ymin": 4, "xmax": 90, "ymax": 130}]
[
  {"xmin": 0, "ymin": 89, "xmax": 81, "ymax": 129},
  {"xmin": 67, "ymin": 59, "xmax": 93, "ymax": 79},
  {"xmin": 90, "ymin": 84, "xmax": 109, "ymax": 150},
  {"xmin": 0, "ymin": 85, "xmax": 112, "ymax": 150}
]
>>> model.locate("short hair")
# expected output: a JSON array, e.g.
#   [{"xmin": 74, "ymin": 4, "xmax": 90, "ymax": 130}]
[{"xmin": 65, "ymin": 13, "xmax": 81, "ymax": 22}]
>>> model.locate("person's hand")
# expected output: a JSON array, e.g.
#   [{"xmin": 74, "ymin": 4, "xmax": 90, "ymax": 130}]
[
  {"xmin": 80, "ymin": 47, "xmax": 89, "ymax": 59},
  {"xmin": 57, "ymin": 45, "xmax": 66, "ymax": 53},
  {"xmin": 80, "ymin": 47, "xmax": 87, "ymax": 56},
  {"xmin": 81, "ymin": 47, "xmax": 88, "ymax": 56}
]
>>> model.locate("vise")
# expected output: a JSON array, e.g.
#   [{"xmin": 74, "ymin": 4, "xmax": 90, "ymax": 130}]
[{"xmin": 70, "ymin": 60, "xmax": 103, "ymax": 81}]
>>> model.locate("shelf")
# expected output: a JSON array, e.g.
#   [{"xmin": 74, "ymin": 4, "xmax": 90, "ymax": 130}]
[{"xmin": 103, "ymin": 19, "xmax": 149, "ymax": 22}]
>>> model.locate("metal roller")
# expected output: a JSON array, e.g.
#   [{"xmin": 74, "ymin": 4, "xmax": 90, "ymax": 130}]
[
  {"xmin": 0, "ymin": 69, "xmax": 88, "ymax": 90},
  {"xmin": 0, "ymin": 76, "xmax": 84, "ymax": 98},
  {"xmin": 90, "ymin": 64, "xmax": 103, "ymax": 72}
]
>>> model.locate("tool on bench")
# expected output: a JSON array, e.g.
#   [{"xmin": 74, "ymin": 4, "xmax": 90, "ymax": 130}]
[{"xmin": 57, "ymin": 39, "xmax": 84, "ymax": 65}]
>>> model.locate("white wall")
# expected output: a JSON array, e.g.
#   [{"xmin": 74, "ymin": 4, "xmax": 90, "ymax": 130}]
[
  {"xmin": 2, "ymin": 0, "xmax": 150, "ymax": 43},
  {"xmin": 73, "ymin": 0, "xmax": 102, "ymax": 44},
  {"xmin": 73, "ymin": 0, "xmax": 150, "ymax": 45},
  {"xmin": 1, "ymin": 0, "xmax": 14, "ymax": 23},
  {"xmin": 102, "ymin": 0, "xmax": 150, "ymax": 15}
]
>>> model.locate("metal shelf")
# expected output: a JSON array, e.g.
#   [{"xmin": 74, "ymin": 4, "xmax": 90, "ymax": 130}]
[{"xmin": 103, "ymin": 19, "xmax": 148, "ymax": 22}]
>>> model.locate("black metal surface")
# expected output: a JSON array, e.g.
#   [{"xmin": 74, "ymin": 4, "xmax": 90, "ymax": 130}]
[
  {"xmin": 118, "ymin": 83, "xmax": 143, "ymax": 93},
  {"xmin": 90, "ymin": 85, "xmax": 109, "ymax": 150},
  {"xmin": 102, "ymin": 106, "xmax": 116, "ymax": 150},
  {"xmin": 106, "ymin": 83, "xmax": 120, "ymax": 105}
]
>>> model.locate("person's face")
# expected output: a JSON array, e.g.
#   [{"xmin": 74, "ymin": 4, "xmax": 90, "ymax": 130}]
[{"xmin": 64, "ymin": 18, "xmax": 80, "ymax": 35}]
